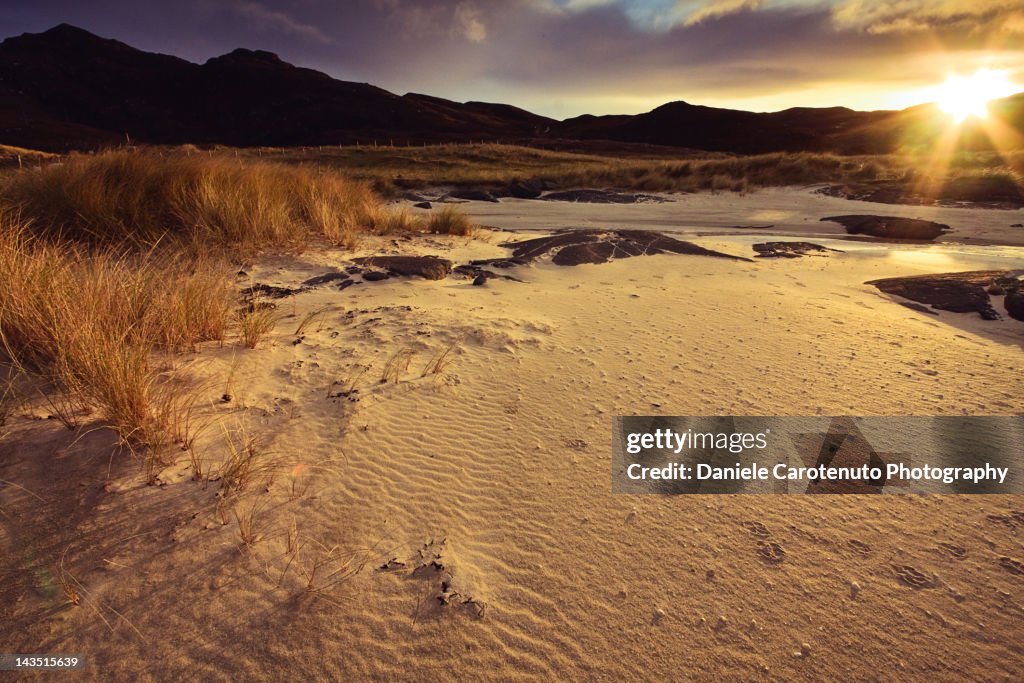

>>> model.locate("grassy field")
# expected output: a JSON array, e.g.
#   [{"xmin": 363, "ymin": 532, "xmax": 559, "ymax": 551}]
[{"xmin": 206, "ymin": 143, "xmax": 1024, "ymax": 200}]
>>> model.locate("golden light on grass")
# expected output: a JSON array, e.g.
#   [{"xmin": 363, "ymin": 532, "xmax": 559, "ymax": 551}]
[{"xmin": 933, "ymin": 69, "xmax": 1019, "ymax": 125}]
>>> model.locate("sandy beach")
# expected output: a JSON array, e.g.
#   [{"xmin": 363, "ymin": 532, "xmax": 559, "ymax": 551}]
[{"xmin": 2, "ymin": 187, "xmax": 1022, "ymax": 680}]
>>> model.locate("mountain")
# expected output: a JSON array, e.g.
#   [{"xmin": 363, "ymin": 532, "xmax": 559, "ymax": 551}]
[
  {"xmin": 1, "ymin": 24, "xmax": 1022, "ymax": 154},
  {"xmin": 0, "ymin": 24, "xmax": 554, "ymax": 150}
]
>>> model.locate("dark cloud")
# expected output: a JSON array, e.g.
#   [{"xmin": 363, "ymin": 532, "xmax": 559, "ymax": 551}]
[{"xmin": 0, "ymin": 0, "xmax": 1020, "ymax": 117}]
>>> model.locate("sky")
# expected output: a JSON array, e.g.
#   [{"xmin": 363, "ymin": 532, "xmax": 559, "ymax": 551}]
[{"xmin": 1, "ymin": 0, "xmax": 1023, "ymax": 119}]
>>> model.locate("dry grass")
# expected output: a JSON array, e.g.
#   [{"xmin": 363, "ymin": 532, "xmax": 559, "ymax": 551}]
[
  {"xmin": 294, "ymin": 307, "xmax": 331, "ymax": 336},
  {"xmin": 368, "ymin": 205, "xmax": 424, "ymax": 234},
  {"xmin": 0, "ymin": 150, "xmax": 380, "ymax": 255},
  {"xmin": 224, "ymin": 142, "xmax": 1024, "ymax": 198},
  {"xmin": 0, "ymin": 215, "xmax": 234, "ymax": 458},
  {"xmin": 426, "ymin": 206, "xmax": 475, "ymax": 236},
  {"xmin": 237, "ymin": 304, "xmax": 283, "ymax": 349},
  {"xmin": 216, "ymin": 427, "xmax": 277, "ymax": 501},
  {"xmin": 233, "ymin": 499, "xmax": 268, "ymax": 550},
  {"xmin": 421, "ymin": 343, "xmax": 457, "ymax": 377},
  {"xmin": 0, "ymin": 370, "xmax": 22, "ymax": 440},
  {"xmin": 380, "ymin": 347, "xmax": 415, "ymax": 384}
]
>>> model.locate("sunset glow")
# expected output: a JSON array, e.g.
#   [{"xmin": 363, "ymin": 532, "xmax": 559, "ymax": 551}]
[{"xmin": 933, "ymin": 69, "xmax": 1019, "ymax": 124}]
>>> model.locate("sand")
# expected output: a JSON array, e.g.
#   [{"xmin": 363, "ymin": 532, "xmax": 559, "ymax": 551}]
[{"xmin": 1, "ymin": 188, "xmax": 1023, "ymax": 681}]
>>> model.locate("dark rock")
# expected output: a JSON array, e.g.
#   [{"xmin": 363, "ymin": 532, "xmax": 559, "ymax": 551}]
[
  {"xmin": 236, "ymin": 270, "xmax": 248, "ymax": 278},
  {"xmin": 500, "ymin": 229, "xmax": 748, "ymax": 266},
  {"xmin": 818, "ymin": 182, "xmax": 1024, "ymax": 210},
  {"xmin": 302, "ymin": 271, "xmax": 349, "ymax": 286},
  {"xmin": 1011, "ymin": 223, "xmax": 1023, "ymax": 228},
  {"xmin": 823, "ymin": 215, "xmax": 949, "ymax": 241},
  {"xmin": 447, "ymin": 189, "xmax": 498, "ymax": 203},
  {"xmin": 733, "ymin": 224, "xmax": 774, "ymax": 230},
  {"xmin": 469, "ymin": 257, "xmax": 528, "ymax": 269},
  {"xmin": 472, "ymin": 274, "xmax": 487, "ymax": 286},
  {"xmin": 867, "ymin": 271, "xmax": 1015, "ymax": 320},
  {"xmin": 353, "ymin": 255, "xmax": 453, "ymax": 280},
  {"xmin": 900, "ymin": 302, "xmax": 939, "ymax": 316},
  {"xmin": 541, "ymin": 189, "xmax": 666, "ymax": 204},
  {"xmin": 241, "ymin": 283, "xmax": 304, "ymax": 300},
  {"xmin": 1006, "ymin": 290, "xmax": 1024, "ymax": 321},
  {"xmin": 452, "ymin": 264, "xmax": 521, "ymax": 282},
  {"xmin": 506, "ymin": 178, "xmax": 545, "ymax": 199},
  {"xmin": 553, "ymin": 241, "xmax": 618, "ymax": 265},
  {"xmin": 336, "ymin": 279, "xmax": 356, "ymax": 290},
  {"xmin": 362, "ymin": 271, "xmax": 390, "ymax": 282},
  {"xmin": 987, "ymin": 283, "xmax": 1006, "ymax": 296},
  {"xmin": 413, "ymin": 201, "xmax": 432, "ymax": 209},
  {"xmin": 753, "ymin": 242, "xmax": 842, "ymax": 258},
  {"xmin": 344, "ymin": 265, "xmax": 363, "ymax": 275}
]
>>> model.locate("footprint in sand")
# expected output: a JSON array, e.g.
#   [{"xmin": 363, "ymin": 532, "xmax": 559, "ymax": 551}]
[
  {"xmin": 745, "ymin": 521, "xmax": 771, "ymax": 539},
  {"xmin": 986, "ymin": 513, "xmax": 1023, "ymax": 530},
  {"xmin": 892, "ymin": 565, "xmax": 936, "ymax": 589},
  {"xmin": 937, "ymin": 543, "xmax": 967, "ymax": 559},
  {"xmin": 757, "ymin": 541, "xmax": 786, "ymax": 564},
  {"xmin": 848, "ymin": 539, "xmax": 872, "ymax": 556},
  {"xmin": 998, "ymin": 557, "xmax": 1024, "ymax": 576}
]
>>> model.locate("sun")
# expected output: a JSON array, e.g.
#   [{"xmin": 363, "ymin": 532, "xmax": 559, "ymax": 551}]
[{"xmin": 933, "ymin": 69, "xmax": 1018, "ymax": 124}]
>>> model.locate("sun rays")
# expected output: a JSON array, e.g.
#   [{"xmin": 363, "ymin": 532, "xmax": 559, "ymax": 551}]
[{"xmin": 933, "ymin": 69, "xmax": 1019, "ymax": 124}]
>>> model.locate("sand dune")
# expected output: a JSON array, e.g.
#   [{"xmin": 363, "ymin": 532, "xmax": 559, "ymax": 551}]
[{"xmin": 2, "ymin": 198, "xmax": 1023, "ymax": 680}]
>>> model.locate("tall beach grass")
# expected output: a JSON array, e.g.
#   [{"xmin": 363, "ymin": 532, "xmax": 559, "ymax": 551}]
[
  {"xmin": 0, "ymin": 215, "xmax": 234, "ymax": 454},
  {"xmin": 0, "ymin": 150, "xmax": 381, "ymax": 254}
]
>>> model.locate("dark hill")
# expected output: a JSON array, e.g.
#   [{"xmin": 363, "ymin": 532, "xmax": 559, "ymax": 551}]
[
  {"xmin": 0, "ymin": 24, "xmax": 553, "ymax": 150},
  {"xmin": 1, "ymin": 24, "xmax": 1021, "ymax": 153}
]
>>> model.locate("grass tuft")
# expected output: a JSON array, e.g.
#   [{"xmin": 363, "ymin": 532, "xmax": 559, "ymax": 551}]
[
  {"xmin": 237, "ymin": 304, "xmax": 283, "ymax": 349},
  {"xmin": 426, "ymin": 206, "xmax": 475, "ymax": 236},
  {"xmin": 380, "ymin": 347, "xmax": 415, "ymax": 384}
]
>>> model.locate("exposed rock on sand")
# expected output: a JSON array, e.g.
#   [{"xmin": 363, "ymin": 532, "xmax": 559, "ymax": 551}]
[
  {"xmin": 468, "ymin": 257, "xmax": 529, "ymax": 269},
  {"xmin": 446, "ymin": 189, "xmax": 499, "ymax": 203},
  {"xmin": 241, "ymin": 283, "xmax": 305, "ymax": 300},
  {"xmin": 500, "ymin": 229, "xmax": 748, "ymax": 266},
  {"xmin": 504, "ymin": 178, "xmax": 546, "ymax": 199},
  {"xmin": 752, "ymin": 242, "xmax": 842, "ymax": 258},
  {"xmin": 353, "ymin": 255, "xmax": 453, "ymax": 280},
  {"xmin": 818, "ymin": 180, "xmax": 1024, "ymax": 209},
  {"xmin": 867, "ymin": 270, "xmax": 1021, "ymax": 320},
  {"xmin": 452, "ymin": 264, "xmax": 521, "ymax": 283},
  {"xmin": 301, "ymin": 272, "xmax": 351, "ymax": 287},
  {"xmin": 823, "ymin": 215, "xmax": 949, "ymax": 241},
  {"xmin": 1005, "ymin": 290, "xmax": 1024, "ymax": 322},
  {"xmin": 540, "ymin": 189, "xmax": 668, "ymax": 204}
]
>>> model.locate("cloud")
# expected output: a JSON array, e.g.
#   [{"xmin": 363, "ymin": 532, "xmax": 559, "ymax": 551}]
[
  {"xmin": 453, "ymin": 2, "xmax": 487, "ymax": 42},
  {"xmin": 1003, "ymin": 11, "xmax": 1024, "ymax": 32},
  {"xmin": 830, "ymin": 0, "xmax": 1024, "ymax": 34},
  {"xmin": 2, "ymin": 0, "xmax": 1020, "ymax": 119},
  {"xmin": 233, "ymin": 1, "xmax": 331, "ymax": 43},
  {"xmin": 681, "ymin": 0, "xmax": 763, "ymax": 26}
]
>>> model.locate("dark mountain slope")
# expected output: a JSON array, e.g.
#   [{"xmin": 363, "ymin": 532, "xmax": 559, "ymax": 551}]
[{"xmin": 1, "ymin": 24, "xmax": 1021, "ymax": 153}]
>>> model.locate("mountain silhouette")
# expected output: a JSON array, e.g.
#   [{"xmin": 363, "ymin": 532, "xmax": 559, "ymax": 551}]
[{"xmin": 1, "ymin": 24, "xmax": 1021, "ymax": 153}]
